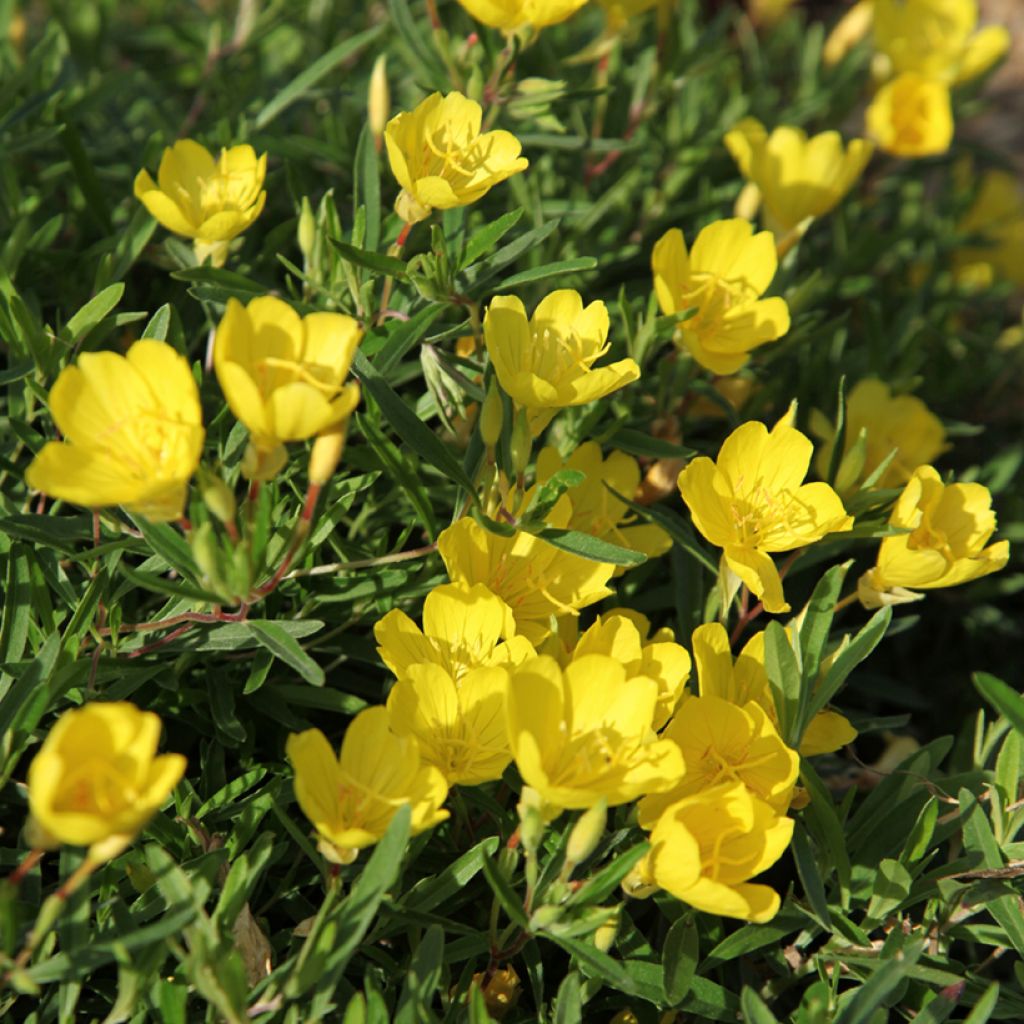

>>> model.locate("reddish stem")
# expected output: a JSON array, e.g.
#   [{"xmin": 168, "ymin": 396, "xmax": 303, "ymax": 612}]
[{"xmin": 7, "ymin": 849, "xmax": 44, "ymax": 887}]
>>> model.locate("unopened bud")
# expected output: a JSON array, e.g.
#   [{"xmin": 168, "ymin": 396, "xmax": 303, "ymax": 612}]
[
  {"xmin": 733, "ymin": 181, "xmax": 762, "ymax": 221},
  {"xmin": 191, "ymin": 521, "xmax": 227, "ymax": 596},
  {"xmin": 516, "ymin": 786, "xmax": 546, "ymax": 855},
  {"xmin": 394, "ymin": 189, "xmax": 431, "ymax": 225},
  {"xmin": 368, "ymin": 54, "xmax": 390, "ymax": 144},
  {"xmin": 480, "ymin": 379, "xmax": 503, "ymax": 448},
  {"xmin": 470, "ymin": 966, "xmax": 520, "ymax": 1020},
  {"xmin": 496, "ymin": 845, "xmax": 520, "ymax": 879},
  {"xmin": 308, "ymin": 423, "xmax": 349, "ymax": 486},
  {"xmin": 241, "ymin": 440, "xmax": 287, "ymax": 482},
  {"xmin": 298, "ymin": 196, "xmax": 316, "ymax": 262},
  {"xmin": 197, "ymin": 466, "xmax": 237, "ymax": 526},
  {"xmin": 593, "ymin": 909, "xmax": 619, "ymax": 952},
  {"xmin": 565, "ymin": 799, "xmax": 606, "ymax": 869},
  {"xmin": 823, "ymin": 0, "xmax": 874, "ymax": 67},
  {"xmin": 528, "ymin": 904, "xmax": 562, "ymax": 931},
  {"xmin": 510, "ymin": 408, "xmax": 532, "ymax": 477}
]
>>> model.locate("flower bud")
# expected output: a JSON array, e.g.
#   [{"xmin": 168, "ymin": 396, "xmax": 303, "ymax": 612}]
[
  {"xmin": 197, "ymin": 466, "xmax": 237, "ymax": 526},
  {"xmin": 528, "ymin": 904, "xmax": 563, "ymax": 931},
  {"xmin": 823, "ymin": 0, "xmax": 874, "ymax": 67},
  {"xmin": 480, "ymin": 379, "xmax": 504, "ymax": 448},
  {"xmin": 565, "ymin": 799, "xmax": 606, "ymax": 869},
  {"xmin": 368, "ymin": 54, "xmax": 390, "ymax": 146},
  {"xmin": 593, "ymin": 909, "xmax": 619, "ymax": 952},
  {"xmin": 510, "ymin": 408, "xmax": 532, "ymax": 478},
  {"xmin": 241, "ymin": 440, "xmax": 287, "ymax": 482},
  {"xmin": 496, "ymin": 844, "xmax": 520, "ymax": 879},
  {"xmin": 395, "ymin": 189, "xmax": 431, "ymax": 225},
  {"xmin": 308, "ymin": 422, "xmax": 351, "ymax": 487},
  {"xmin": 298, "ymin": 196, "xmax": 316, "ymax": 263},
  {"xmin": 516, "ymin": 786, "xmax": 546, "ymax": 855}
]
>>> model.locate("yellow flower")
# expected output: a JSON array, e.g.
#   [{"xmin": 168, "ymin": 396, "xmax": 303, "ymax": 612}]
[
  {"xmin": 823, "ymin": 0, "xmax": 875, "ymax": 65},
  {"xmin": 387, "ymin": 664, "xmax": 511, "ymax": 786},
  {"xmin": 456, "ymin": 0, "xmax": 589, "ymax": 31},
  {"xmin": 27, "ymin": 703, "xmax": 186, "ymax": 860},
  {"xmin": 438, "ymin": 509, "xmax": 617, "ymax": 644},
  {"xmin": 954, "ymin": 169, "xmax": 1024, "ymax": 289},
  {"xmin": 873, "ymin": 0, "xmax": 1009, "ymax": 85},
  {"xmin": 134, "ymin": 140, "xmax": 266, "ymax": 267},
  {"xmin": 599, "ymin": 0, "xmax": 667, "ymax": 32},
  {"xmin": 485, "ymin": 290, "xmax": 640, "ymax": 435},
  {"xmin": 652, "ymin": 219, "xmax": 790, "ymax": 375},
  {"xmin": 724, "ymin": 118, "xmax": 873, "ymax": 236},
  {"xmin": 374, "ymin": 581, "xmax": 536, "ymax": 683},
  {"xmin": 645, "ymin": 782, "xmax": 794, "ymax": 922},
  {"xmin": 505, "ymin": 654, "xmax": 685, "ymax": 814},
  {"xmin": 866, "ymin": 72, "xmax": 953, "ymax": 158},
  {"xmin": 638, "ymin": 695, "xmax": 799, "ymax": 826},
  {"xmin": 26, "ymin": 340, "xmax": 204, "ymax": 522},
  {"xmin": 858, "ymin": 465, "xmax": 1010, "ymax": 608},
  {"xmin": 535, "ymin": 442, "xmax": 672, "ymax": 565},
  {"xmin": 568, "ymin": 610, "xmax": 691, "ymax": 729},
  {"xmin": 678, "ymin": 414, "xmax": 854, "ymax": 613},
  {"xmin": 693, "ymin": 622, "xmax": 857, "ymax": 757},
  {"xmin": 213, "ymin": 296, "xmax": 362, "ymax": 479},
  {"xmin": 810, "ymin": 378, "xmax": 947, "ymax": 490},
  {"xmin": 747, "ymin": 0, "xmax": 799, "ymax": 28},
  {"xmin": 286, "ymin": 708, "xmax": 449, "ymax": 865},
  {"xmin": 385, "ymin": 92, "xmax": 528, "ymax": 223}
]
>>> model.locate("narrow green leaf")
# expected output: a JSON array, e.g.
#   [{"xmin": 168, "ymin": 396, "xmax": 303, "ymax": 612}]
[
  {"xmin": 807, "ymin": 606, "xmax": 891, "ymax": 721},
  {"xmin": 740, "ymin": 988, "xmax": 781, "ymax": 1024},
  {"xmin": 480, "ymin": 853, "xmax": 530, "ymax": 930},
  {"xmin": 394, "ymin": 924, "xmax": 445, "ymax": 1024},
  {"xmin": 461, "ymin": 209, "xmax": 524, "ymax": 269},
  {"xmin": 494, "ymin": 257, "xmax": 597, "ymax": 291},
  {"xmin": 791, "ymin": 824, "xmax": 831, "ymax": 927},
  {"xmin": 553, "ymin": 970, "xmax": 582, "ymax": 1024},
  {"xmin": 330, "ymin": 237, "xmax": 407, "ymax": 278},
  {"xmin": 973, "ymin": 672, "xmax": 1024, "ymax": 738},
  {"xmin": 833, "ymin": 941, "xmax": 922, "ymax": 1024},
  {"xmin": 65, "ymin": 283, "xmax": 124, "ymax": 341},
  {"xmin": 963, "ymin": 982, "xmax": 1000, "ymax": 1024},
  {"xmin": 763, "ymin": 621, "xmax": 801, "ymax": 746},
  {"xmin": 548, "ymin": 934, "xmax": 637, "ymax": 996},
  {"xmin": 662, "ymin": 915, "xmax": 698, "ymax": 1005},
  {"xmin": 244, "ymin": 620, "xmax": 325, "ymax": 686},
  {"xmin": 535, "ymin": 527, "xmax": 646, "ymax": 568}
]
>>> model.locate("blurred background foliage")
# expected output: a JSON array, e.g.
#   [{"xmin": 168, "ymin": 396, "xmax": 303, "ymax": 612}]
[{"xmin": 0, "ymin": 0, "xmax": 1022, "ymax": 1021}]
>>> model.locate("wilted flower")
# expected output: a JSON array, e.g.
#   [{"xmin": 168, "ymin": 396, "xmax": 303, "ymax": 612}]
[
  {"xmin": 810, "ymin": 378, "xmax": 947, "ymax": 490},
  {"xmin": 134, "ymin": 140, "xmax": 266, "ymax": 267},
  {"xmin": 26, "ymin": 340, "xmax": 204, "ymax": 522},
  {"xmin": 385, "ymin": 92, "xmax": 528, "ymax": 223},
  {"xmin": 858, "ymin": 466, "xmax": 1009, "ymax": 608},
  {"xmin": 652, "ymin": 218, "xmax": 790, "ymax": 374},
  {"xmin": 866, "ymin": 72, "xmax": 953, "ymax": 158},
  {"xmin": 693, "ymin": 622, "xmax": 857, "ymax": 758},
  {"xmin": 484, "ymin": 290, "xmax": 640, "ymax": 435},
  {"xmin": 505, "ymin": 654, "xmax": 684, "ymax": 814},
  {"xmin": 213, "ymin": 296, "xmax": 362, "ymax": 480},
  {"xmin": 27, "ymin": 703, "xmax": 186, "ymax": 861},
  {"xmin": 567, "ymin": 610, "xmax": 691, "ymax": 729},
  {"xmin": 438, "ymin": 511, "xmax": 616, "ymax": 643},
  {"xmin": 638, "ymin": 695, "xmax": 799, "ymax": 824},
  {"xmin": 724, "ymin": 118, "xmax": 873, "ymax": 236},
  {"xmin": 387, "ymin": 664, "xmax": 511, "ymax": 786},
  {"xmin": 286, "ymin": 708, "xmax": 449, "ymax": 864},
  {"xmin": 644, "ymin": 782, "xmax": 794, "ymax": 922},
  {"xmin": 534, "ymin": 443, "xmax": 671, "ymax": 564},
  {"xmin": 954, "ymin": 169, "xmax": 1024, "ymax": 289},
  {"xmin": 456, "ymin": 0, "xmax": 588, "ymax": 31},
  {"xmin": 375, "ymin": 581, "xmax": 535, "ymax": 683},
  {"xmin": 678, "ymin": 412, "xmax": 853, "ymax": 613},
  {"xmin": 873, "ymin": 0, "xmax": 1009, "ymax": 85}
]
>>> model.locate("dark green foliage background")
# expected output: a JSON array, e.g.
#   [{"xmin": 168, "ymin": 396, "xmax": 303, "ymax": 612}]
[{"xmin": 0, "ymin": 0, "xmax": 1022, "ymax": 1021}]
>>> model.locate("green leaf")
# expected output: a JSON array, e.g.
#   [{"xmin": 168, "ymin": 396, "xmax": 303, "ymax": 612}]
[
  {"xmin": 553, "ymin": 970, "xmax": 583, "ymax": 1024},
  {"xmin": 330, "ymin": 237, "xmax": 408, "ymax": 278},
  {"xmin": 244, "ymin": 620, "xmax": 325, "ymax": 687},
  {"xmin": 740, "ymin": 988, "xmax": 781, "ymax": 1024},
  {"xmin": 825, "ymin": 374, "xmax": 847, "ymax": 487},
  {"xmin": 963, "ymin": 983, "xmax": 1000, "ymax": 1024},
  {"xmin": 480, "ymin": 853, "xmax": 530, "ymax": 930},
  {"xmin": 790, "ymin": 823, "xmax": 831, "ymax": 927},
  {"xmin": 535, "ymin": 527, "xmax": 646, "ymax": 568},
  {"xmin": 662, "ymin": 915, "xmax": 698, "ymax": 1005},
  {"xmin": 255, "ymin": 25, "xmax": 386, "ymax": 128},
  {"xmin": 864, "ymin": 858, "xmax": 911, "ymax": 926},
  {"xmin": 548, "ymin": 934, "xmax": 637, "ymax": 996},
  {"xmin": 65, "ymin": 282, "xmax": 124, "ymax": 341},
  {"xmin": 354, "ymin": 124, "xmax": 381, "ymax": 254},
  {"xmin": 763, "ymin": 621, "xmax": 801, "ymax": 746},
  {"xmin": 833, "ymin": 940, "xmax": 922, "ymax": 1024},
  {"xmin": 807, "ymin": 606, "xmax": 891, "ymax": 721},
  {"xmin": 494, "ymin": 257, "xmax": 597, "ymax": 291},
  {"xmin": 973, "ymin": 672, "xmax": 1024, "ymax": 738},
  {"xmin": 461, "ymin": 209, "xmax": 524, "ymax": 269},
  {"xmin": 142, "ymin": 303, "xmax": 172, "ymax": 341},
  {"xmin": 394, "ymin": 924, "xmax": 445, "ymax": 1024}
]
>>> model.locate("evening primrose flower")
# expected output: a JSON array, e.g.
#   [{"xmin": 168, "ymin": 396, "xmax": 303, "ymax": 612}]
[
  {"xmin": 438, "ymin": 509, "xmax": 616, "ymax": 643},
  {"xmin": 638, "ymin": 696, "xmax": 799, "ymax": 825},
  {"xmin": 535, "ymin": 443, "xmax": 671, "ymax": 564},
  {"xmin": 134, "ymin": 140, "xmax": 266, "ymax": 267},
  {"xmin": 484, "ymin": 290, "xmax": 640, "ymax": 435},
  {"xmin": 27, "ymin": 703, "xmax": 186, "ymax": 861},
  {"xmin": 374, "ymin": 581, "xmax": 536, "ymax": 683},
  {"xmin": 858, "ymin": 466, "xmax": 1009, "ymax": 608},
  {"xmin": 456, "ymin": 0, "xmax": 588, "ymax": 31},
  {"xmin": 286, "ymin": 708, "xmax": 449, "ymax": 865},
  {"xmin": 724, "ymin": 118, "xmax": 873, "ymax": 236},
  {"xmin": 387, "ymin": 664, "xmax": 511, "ymax": 786},
  {"xmin": 505, "ymin": 654, "xmax": 684, "ymax": 814},
  {"xmin": 873, "ymin": 0, "xmax": 1009, "ymax": 85},
  {"xmin": 652, "ymin": 219, "xmax": 790, "ymax": 375},
  {"xmin": 385, "ymin": 92, "xmax": 528, "ymax": 223},
  {"xmin": 568, "ymin": 610, "xmax": 691, "ymax": 729},
  {"xmin": 811, "ymin": 378, "xmax": 947, "ymax": 490},
  {"xmin": 26, "ymin": 340, "xmax": 203, "ymax": 522},
  {"xmin": 866, "ymin": 73, "xmax": 953, "ymax": 158},
  {"xmin": 213, "ymin": 296, "xmax": 362, "ymax": 480},
  {"xmin": 645, "ymin": 782, "xmax": 794, "ymax": 922},
  {"xmin": 693, "ymin": 622, "xmax": 857, "ymax": 758},
  {"xmin": 678, "ymin": 414, "xmax": 853, "ymax": 613},
  {"xmin": 954, "ymin": 169, "xmax": 1024, "ymax": 289}
]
